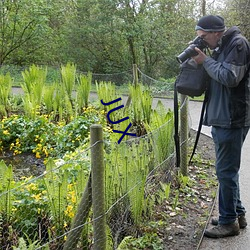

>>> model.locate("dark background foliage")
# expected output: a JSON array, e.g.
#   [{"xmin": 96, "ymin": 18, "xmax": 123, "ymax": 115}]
[{"xmin": 0, "ymin": 0, "xmax": 249, "ymax": 80}]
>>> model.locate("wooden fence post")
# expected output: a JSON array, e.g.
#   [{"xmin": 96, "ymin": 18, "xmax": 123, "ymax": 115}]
[
  {"xmin": 91, "ymin": 124, "xmax": 106, "ymax": 250},
  {"xmin": 125, "ymin": 64, "xmax": 138, "ymax": 108},
  {"xmin": 133, "ymin": 64, "xmax": 138, "ymax": 86},
  {"xmin": 180, "ymin": 94, "xmax": 188, "ymax": 176},
  {"xmin": 63, "ymin": 175, "xmax": 92, "ymax": 250}
]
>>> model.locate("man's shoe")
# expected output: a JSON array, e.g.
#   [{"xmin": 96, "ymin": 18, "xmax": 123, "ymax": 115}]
[
  {"xmin": 238, "ymin": 215, "xmax": 248, "ymax": 228},
  {"xmin": 204, "ymin": 222, "xmax": 240, "ymax": 238},
  {"xmin": 211, "ymin": 214, "xmax": 247, "ymax": 229}
]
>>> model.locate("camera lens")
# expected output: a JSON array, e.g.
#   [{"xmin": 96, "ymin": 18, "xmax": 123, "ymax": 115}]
[
  {"xmin": 176, "ymin": 37, "xmax": 208, "ymax": 63},
  {"xmin": 176, "ymin": 45, "xmax": 198, "ymax": 63}
]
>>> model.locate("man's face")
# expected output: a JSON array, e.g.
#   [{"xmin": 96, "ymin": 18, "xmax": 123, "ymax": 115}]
[{"xmin": 196, "ymin": 30, "xmax": 221, "ymax": 49}]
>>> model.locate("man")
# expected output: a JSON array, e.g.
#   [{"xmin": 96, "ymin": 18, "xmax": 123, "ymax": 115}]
[{"xmin": 192, "ymin": 15, "xmax": 250, "ymax": 238}]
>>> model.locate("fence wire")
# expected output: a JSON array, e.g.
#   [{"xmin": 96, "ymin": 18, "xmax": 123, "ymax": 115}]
[
  {"xmin": 0, "ymin": 122, "xmax": 181, "ymax": 249},
  {"xmin": 0, "ymin": 68, "xmax": 191, "ymax": 249},
  {"xmin": 137, "ymin": 67, "xmax": 175, "ymax": 95},
  {"xmin": 0, "ymin": 64, "xmax": 174, "ymax": 97}
]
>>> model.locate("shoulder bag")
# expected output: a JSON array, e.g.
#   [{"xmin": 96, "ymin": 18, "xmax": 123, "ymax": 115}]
[{"xmin": 175, "ymin": 58, "xmax": 209, "ymax": 97}]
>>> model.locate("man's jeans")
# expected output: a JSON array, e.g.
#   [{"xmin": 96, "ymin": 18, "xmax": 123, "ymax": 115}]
[{"xmin": 211, "ymin": 126, "xmax": 249, "ymax": 225}]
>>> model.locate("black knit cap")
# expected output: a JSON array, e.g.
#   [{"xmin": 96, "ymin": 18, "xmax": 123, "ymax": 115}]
[{"xmin": 195, "ymin": 15, "xmax": 225, "ymax": 32}]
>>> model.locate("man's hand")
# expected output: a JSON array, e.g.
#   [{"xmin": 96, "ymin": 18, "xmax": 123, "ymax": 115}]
[{"xmin": 192, "ymin": 47, "xmax": 207, "ymax": 64}]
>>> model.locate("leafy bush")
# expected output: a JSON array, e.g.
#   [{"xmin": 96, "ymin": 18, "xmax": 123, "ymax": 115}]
[{"xmin": 0, "ymin": 107, "xmax": 101, "ymax": 158}]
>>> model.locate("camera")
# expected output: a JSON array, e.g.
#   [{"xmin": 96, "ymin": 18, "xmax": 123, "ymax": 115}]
[{"xmin": 176, "ymin": 36, "xmax": 208, "ymax": 64}]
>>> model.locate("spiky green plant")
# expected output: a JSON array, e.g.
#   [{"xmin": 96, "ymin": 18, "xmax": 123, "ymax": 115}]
[
  {"xmin": 22, "ymin": 95, "xmax": 36, "ymax": 119},
  {"xmin": 21, "ymin": 65, "xmax": 47, "ymax": 118},
  {"xmin": 145, "ymin": 100, "xmax": 174, "ymax": 163},
  {"xmin": 43, "ymin": 84, "xmax": 56, "ymax": 114},
  {"xmin": 13, "ymin": 234, "xmax": 46, "ymax": 250},
  {"xmin": 96, "ymin": 81, "xmax": 124, "ymax": 124},
  {"xmin": 0, "ymin": 73, "xmax": 12, "ymax": 117},
  {"xmin": 96, "ymin": 81, "xmax": 119, "ymax": 109},
  {"xmin": 157, "ymin": 182, "xmax": 171, "ymax": 204},
  {"xmin": 43, "ymin": 159, "xmax": 68, "ymax": 231},
  {"xmin": 129, "ymin": 83, "xmax": 152, "ymax": 125},
  {"xmin": 105, "ymin": 136, "xmax": 152, "ymax": 226},
  {"xmin": 126, "ymin": 143, "xmax": 148, "ymax": 224},
  {"xmin": 0, "ymin": 161, "xmax": 14, "ymax": 222},
  {"xmin": 76, "ymin": 72, "xmax": 92, "ymax": 111},
  {"xmin": 60, "ymin": 62, "xmax": 76, "ymax": 102},
  {"xmin": 52, "ymin": 82, "xmax": 73, "ymax": 122}
]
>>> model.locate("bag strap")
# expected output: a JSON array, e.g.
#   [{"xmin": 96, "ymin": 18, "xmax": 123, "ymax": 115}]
[
  {"xmin": 188, "ymin": 91, "xmax": 208, "ymax": 164},
  {"xmin": 174, "ymin": 80, "xmax": 180, "ymax": 168},
  {"xmin": 174, "ymin": 80, "xmax": 208, "ymax": 167}
]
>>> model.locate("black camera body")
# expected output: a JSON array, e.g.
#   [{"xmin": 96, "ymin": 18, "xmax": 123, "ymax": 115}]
[{"xmin": 176, "ymin": 36, "xmax": 208, "ymax": 63}]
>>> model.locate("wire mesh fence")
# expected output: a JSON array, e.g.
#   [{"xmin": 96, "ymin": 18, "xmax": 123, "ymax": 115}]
[
  {"xmin": 0, "ymin": 65, "xmax": 190, "ymax": 249},
  {"xmin": 0, "ymin": 120, "xmax": 183, "ymax": 249},
  {"xmin": 1, "ymin": 64, "xmax": 175, "ymax": 97}
]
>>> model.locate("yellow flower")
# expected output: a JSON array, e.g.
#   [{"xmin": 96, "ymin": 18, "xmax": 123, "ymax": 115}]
[
  {"xmin": 65, "ymin": 205, "xmax": 74, "ymax": 218},
  {"xmin": 21, "ymin": 176, "xmax": 32, "ymax": 181},
  {"xmin": 32, "ymin": 193, "xmax": 42, "ymax": 201},
  {"xmin": 71, "ymin": 195, "xmax": 76, "ymax": 204},
  {"xmin": 12, "ymin": 207, "xmax": 17, "ymax": 212},
  {"xmin": 14, "ymin": 149, "xmax": 22, "ymax": 155},
  {"xmin": 43, "ymin": 147, "xmax": 49, "ymax": 157},
  {"xmin": 26, "ymin": 183, "xmax": 37, "ymax": 191},
  {"xmin": 100, "ymin": 110, "xmax": 106, "ymax": 115},
  {"xmin": 3, "ymin": 130, "xmax": 9, "ymax": 135},
  {"xmin": 36, "ymin": 152, "xmax": 41, "ymax": 158}
]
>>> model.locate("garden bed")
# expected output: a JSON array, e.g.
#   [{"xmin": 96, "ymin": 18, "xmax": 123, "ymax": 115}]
[{"xmin": 0, "ymin": 130, "xmax": 217, "ymax": 250}]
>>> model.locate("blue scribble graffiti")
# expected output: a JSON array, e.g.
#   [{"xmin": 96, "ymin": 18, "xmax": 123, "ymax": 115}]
[{"xmin": 101, "ymin": 98, "xmax": 137, "ymax": 144}]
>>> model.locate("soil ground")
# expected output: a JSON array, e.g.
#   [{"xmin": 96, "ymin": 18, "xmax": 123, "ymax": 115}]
[{"xmin": 159, "ymin": 130, "xmax": 217, "ymax": 250}]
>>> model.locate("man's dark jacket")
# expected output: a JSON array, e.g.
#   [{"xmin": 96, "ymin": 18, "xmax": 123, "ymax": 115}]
[{"xmin": 203, "ymin": 26, "xmax": 250, "ymax": 128}]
